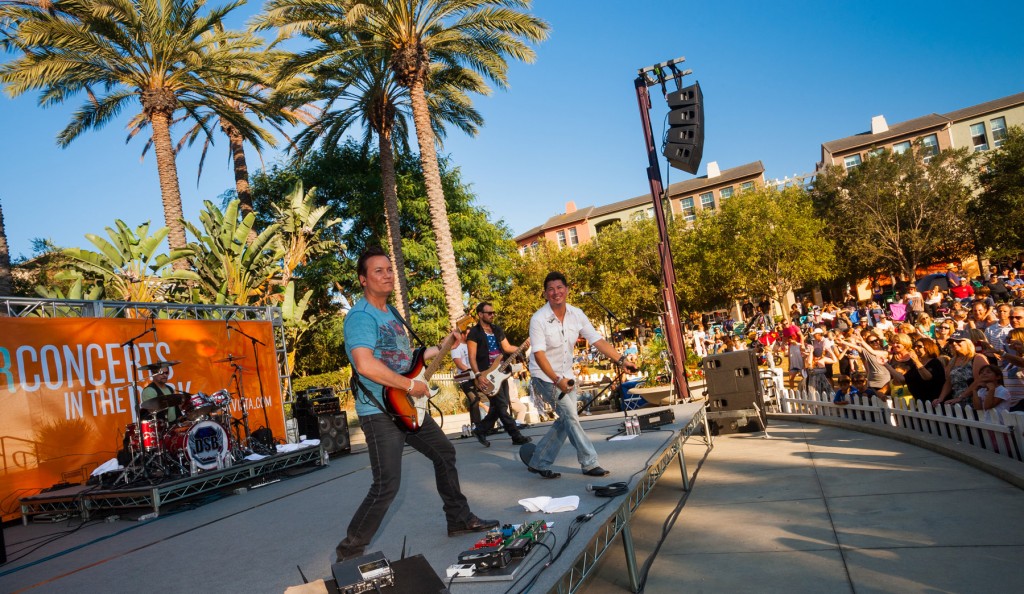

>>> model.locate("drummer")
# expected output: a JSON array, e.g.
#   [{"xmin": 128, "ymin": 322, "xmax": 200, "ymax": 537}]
[{"xmin": 142, "ymin": 363, "xmax": 181, "ymax": 423}]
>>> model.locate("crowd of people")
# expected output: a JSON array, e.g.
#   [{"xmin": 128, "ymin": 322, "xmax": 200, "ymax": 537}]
[{"xmin": 686, "ymin": 262, "xmax": 1024, "ymax": 415}]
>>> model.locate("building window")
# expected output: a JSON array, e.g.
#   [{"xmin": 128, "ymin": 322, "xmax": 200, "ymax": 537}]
[
  {"xmin": 700, "ymin": 191, "xmax": 715, "ymax": 211},
  {"xmin": 740, "ymin": 182, "xmax": 754, "ymax": 192},
  {"xmin": 720, "ymin": 186, "xmax": 734, "ymax": 201},
  {"xmin": 680, "ymin": 197, "xmax": 695, "ymax": 221},
  {"xmin": 893, "ymin": 141, "xmax": 911, "ymax": 155},
  {"xmin": 844, "ymin": 154, "xmax": 862, "ymax": 171},
  {"xmin": 568, "ymin": 227, "xmax": 579, "ymax": 246},
  {"xmin": 556, "ymin": 230, "xmax": 566, "ymax": 247},
  {"xmin": 991, "ymin": 116, "xmax": 1007, "ymax": 148},
  {"xmin": 921, "ymin": 134, "xmax": 939, "ymax": 160},
  {"xmin": 866, "ymin": 148, "xmax": 884, "ymax": 159},
  {"xmin": 970, "ymin": 123, "xmax": 989, "ymax": 152}
]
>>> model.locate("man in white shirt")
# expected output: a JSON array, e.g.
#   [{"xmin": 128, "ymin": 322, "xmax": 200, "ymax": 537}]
[
  {"xmin": 450, "ymin": 329, "xmax": 481, "ymax": 428},
  {"xmin": 525, "ymin": 272, "xmax": 637, "ymax": 479}
]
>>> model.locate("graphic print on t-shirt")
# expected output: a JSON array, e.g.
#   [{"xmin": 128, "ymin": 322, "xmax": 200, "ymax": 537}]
[{"xmin": 377, "ymin": 319, "xmax": 412, "ymax": 371}]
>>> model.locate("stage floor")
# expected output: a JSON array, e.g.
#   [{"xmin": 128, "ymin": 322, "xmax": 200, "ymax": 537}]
[{"xmin": 0, "ymin": 403, "xmax": 707, "ymax": 593}]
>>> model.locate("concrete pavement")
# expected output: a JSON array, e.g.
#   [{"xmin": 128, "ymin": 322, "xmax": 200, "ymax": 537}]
[{"xmin": 584, "ymin": 421, "xmax": 1024, "ymax": 593}]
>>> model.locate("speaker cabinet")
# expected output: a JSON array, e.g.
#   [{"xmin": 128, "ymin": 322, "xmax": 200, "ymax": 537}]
[
  {"xmin": 702, "ymin": 350, "xmax": 765, "ymax": 434},
  {"xmin": 317, "ymin": 411, "xmax": 351, "ymax": 455}
]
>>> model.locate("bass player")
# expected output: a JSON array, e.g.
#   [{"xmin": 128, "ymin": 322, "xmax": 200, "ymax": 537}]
[
  {"xmin": 467, "ymin": 301, "xmax": 532, "ymax": 447},
  {"xmin": 335, "ymin": 246, "xmax": 498, "ymax": 562}
]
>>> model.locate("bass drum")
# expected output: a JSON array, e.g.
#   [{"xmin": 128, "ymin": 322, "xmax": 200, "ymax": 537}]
[{"xmin": 163, "ymin": 420, "xmax": 233, "ymax": 472}]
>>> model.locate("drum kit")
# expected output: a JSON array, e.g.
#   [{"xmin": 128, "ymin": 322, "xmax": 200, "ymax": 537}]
[{"xmin": 118, "ymin": 358, "xmax": 271, "ymax": 483}]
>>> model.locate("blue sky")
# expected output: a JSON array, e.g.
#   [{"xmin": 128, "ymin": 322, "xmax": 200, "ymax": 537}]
[{"xmin": 2, "ymin": 1, "xmax": 1023, "ymax": 259}]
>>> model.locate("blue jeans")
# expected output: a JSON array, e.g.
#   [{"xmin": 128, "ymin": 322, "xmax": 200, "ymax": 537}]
[{"xmin": 528, "ymin": 378, "xmax": 600, "ymax": 472}]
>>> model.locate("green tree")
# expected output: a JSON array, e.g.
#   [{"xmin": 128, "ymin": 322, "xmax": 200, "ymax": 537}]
[
  {"xmin": 0, "ymin": 0, "xmax": 265, "ymax": 256},
  {"xmin": 57, "ymin": 220, "xmax": 196, "ymax": 303},
  {"xmin": 183, "ymin": 199, "xmax": 284, "ymax": 305},
  {"xmin": 249, "ymin": 143, "xmax": 515, "ymax": 344},
  {"xmin": 501, "ymin": 240, "xmax": 584, "ymax": 341},
  {"xmin": 695, "ymin": 185, "xmax": 836, "ymax": 316},
  {"xmin": 274, "ymin": 41, "xmax": 483, "ymax": 319},
  {"xmin": 0, "ymin": 196, "xmax": 11, "ymax": 295},
  {"xmin": 812, "ymin": 145, "xmax": 976, "ymax": 279},
  {"xmin": 256, "ymin": 0, "xmax": 549, "ymax": 327},
  {"xmin": 971, "ymin": 126, "xmax": 1024, "ymax": 256},
  {"xmin": 578, "ymin": 217, "xmax": 664, "ymax": 333}
]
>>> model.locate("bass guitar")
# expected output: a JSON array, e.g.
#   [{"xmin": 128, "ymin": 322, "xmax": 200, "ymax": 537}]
[
  {"xmin": 484, "ymin": 339, "xmax": 531, "ymax": 396},
  {"xmin": 384, "ymin": 316, "xmax": 473, "ymax": 432}
]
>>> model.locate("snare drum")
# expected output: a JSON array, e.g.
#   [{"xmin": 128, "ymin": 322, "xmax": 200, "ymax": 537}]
[
  {"xmin": 125, "ymin": 419, "xmax": 167, "ymax": 452},
  {"xmin": 163, "ymin": 420, "xmax": 233, "ymax": 472}
]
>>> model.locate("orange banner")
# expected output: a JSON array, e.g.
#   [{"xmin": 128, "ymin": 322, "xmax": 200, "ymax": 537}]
[{"xmin": 0, "ymin": 317, "xmax": 285, "ymax": 521}]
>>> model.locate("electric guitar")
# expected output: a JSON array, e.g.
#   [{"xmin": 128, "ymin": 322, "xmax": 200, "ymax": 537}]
[
  {"xmin": 385, "ymin": 316, "xmax": 473, "ymax": 432},
  {"xmin": 485, "ymin": 339, "xmax": 531, "ymax": 396}
]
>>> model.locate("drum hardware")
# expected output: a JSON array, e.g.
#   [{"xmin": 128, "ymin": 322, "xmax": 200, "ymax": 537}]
[
  {"xmin": 224, "ymin": 322, "xmax": 277, "ymax": 455},
  {"xmin": 119, "ymin": 317, "xmax": 160, "ymax": 484},
  {"xmin": 138, "ymin": 360, "xmax": 182, "ymax": 371},
  {"xmin": 213, "ymin": 354, "xmax": 247, "ymax": 364},
  {"xmin": 140, "ymin": 392, "xmax": 188, "ymax": 414}
]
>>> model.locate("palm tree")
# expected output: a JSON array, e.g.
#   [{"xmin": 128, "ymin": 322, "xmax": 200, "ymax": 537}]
[
  {"xmin": 257, "ymin": 0, "xmax": 549, "ymax": 326},
  {"xmin": 275, "ymin": 38, "xmax": 482, "ymax": 319},
  {"xmin": 0, "ymin": 0, "xmax": 267, "ymax": 259},
  {"xmin": 0, "ymin": 196, "xmax": 13, "ymax": 296}
]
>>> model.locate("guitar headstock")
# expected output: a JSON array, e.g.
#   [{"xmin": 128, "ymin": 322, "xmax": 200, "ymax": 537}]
[{"xmin": 456, "ymin": 315, "xmax": 474, "ymax": 333}]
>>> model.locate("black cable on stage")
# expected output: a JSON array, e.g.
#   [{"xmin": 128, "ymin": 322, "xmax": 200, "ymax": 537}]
[{"xmin": 500, "ymin": 530, "xmax": 556, "ymax": 594}]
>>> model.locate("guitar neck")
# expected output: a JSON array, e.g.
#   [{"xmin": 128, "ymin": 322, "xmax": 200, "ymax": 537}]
[
  {"xmin": 421, "ymin": 333, "xmax": 458, "ymax": 381},
  {"xmin": 498, "ymin": 339, "xmax": 531, "ymax": 374}
]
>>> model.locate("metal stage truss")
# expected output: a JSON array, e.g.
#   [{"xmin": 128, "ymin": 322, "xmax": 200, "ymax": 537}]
[
  {"xmin": 0, "ymin": 296, "xmax": 293, "ymax": 403},
  {"xmin": 19, "ymin": 444, "xmax": 325, "ymax": 524},
  {"xmin": 552, "ymin": 405, "xmax": 711, "ymax": 594}
]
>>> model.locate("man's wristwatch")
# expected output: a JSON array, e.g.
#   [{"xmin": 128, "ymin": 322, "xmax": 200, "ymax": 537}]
[{"xmin": 616, "ymin": 354, "xmax": 627, "ymax": 367}]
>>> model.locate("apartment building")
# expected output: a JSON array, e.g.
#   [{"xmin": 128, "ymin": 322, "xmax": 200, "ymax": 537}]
[
  {"xmin": 820, "ymin": 91, "xmax": 1024, "ymax": 170},
  {"xmin": 515, "ymin": 160, "xmax": 765, "ymax": 252}
]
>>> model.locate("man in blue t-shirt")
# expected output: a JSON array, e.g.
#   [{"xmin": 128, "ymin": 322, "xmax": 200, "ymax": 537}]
[{"xmin": 334, "ymin": 247, "xmax": 497, "ymax": 562}]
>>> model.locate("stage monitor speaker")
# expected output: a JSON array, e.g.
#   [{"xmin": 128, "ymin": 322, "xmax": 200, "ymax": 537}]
[
  {"xmin": 318, "ymin": 411, "xmax": 351, "ymax": 456},
  {"xmin": 702, "ymin": 350, "xmax": 765, "ymax": 434}
]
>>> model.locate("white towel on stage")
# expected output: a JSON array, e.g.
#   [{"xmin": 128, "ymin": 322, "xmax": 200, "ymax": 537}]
[{"xmin": 518, "ymin": 495, "xmax": 580, "ymax": 514}]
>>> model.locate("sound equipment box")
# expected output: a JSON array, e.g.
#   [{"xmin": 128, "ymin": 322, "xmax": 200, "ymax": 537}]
[
  {"xmin": 317, "ymin": 411, "xmax": 351, "ymax": 456},
  {"xmin": 637, "ymin": 408, "xmax": 675, "ymax": 430},
  {"xmin": 702, "ymin": 350, "xmax": 766, "ymax": 435}
]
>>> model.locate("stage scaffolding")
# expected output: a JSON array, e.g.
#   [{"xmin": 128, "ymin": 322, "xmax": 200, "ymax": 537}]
[{"xmin": 0, "ymin": 296, "xmax": 293, "ymax": 404}]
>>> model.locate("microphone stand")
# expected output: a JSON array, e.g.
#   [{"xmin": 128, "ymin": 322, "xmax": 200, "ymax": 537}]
[
  {"xmin": 119, "ymin": 319, "xmax": 156, "ymax": 482},
  {"xmin": 579, "ymin": 293, "xmax": 632, "ymax": 424},
  {"xmin": 228, "ymin": 322, "xmax": 274, "ymax": 452}
]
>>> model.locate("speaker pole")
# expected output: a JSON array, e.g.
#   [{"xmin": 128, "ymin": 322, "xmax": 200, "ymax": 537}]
[{"xmin": 634, "ymin": 64, "xmax": 691, "ymax": 402}]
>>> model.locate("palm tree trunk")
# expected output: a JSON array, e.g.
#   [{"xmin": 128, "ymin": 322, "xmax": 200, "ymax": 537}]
[
  {"xmin": 0, "ymin": 197, "xmax": 13, "ymax": 296},
  {"xmin": 226, "ymin": 125, "xmax": 258, "ymax": 244},
  {"xmin": 149, "ymin": 111, "xmax": 188, "ymax": 270},
  {"xmin": 378, "ymin": 131, "xmax": 411, "ymax": 319},
  {"xmin": 408, "ymin": 78, "xmax": 464, "ymax": 327}
]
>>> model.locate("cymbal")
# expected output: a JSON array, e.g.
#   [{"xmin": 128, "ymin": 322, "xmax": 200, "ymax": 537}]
[
  {"xmin": 214, "ymin": 354, "xmax": 247, "ymax": 363},
  {"xmin": 140, "ymin": 392, "xmax": 188, "ymax": 412},
  {"xmin": 139, "ymin": 360, "xmax": 181, "ymax": 372}
]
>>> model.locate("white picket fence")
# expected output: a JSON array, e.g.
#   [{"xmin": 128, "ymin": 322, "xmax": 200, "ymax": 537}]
[{"xmin": 777, "ymin": 388, "xmax": 1024, "ymax": 462}]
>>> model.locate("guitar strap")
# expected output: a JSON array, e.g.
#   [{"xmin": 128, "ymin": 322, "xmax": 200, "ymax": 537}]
[{"xmin": 387, "ymin": 305, "xmax": 427, "ymax": 349}]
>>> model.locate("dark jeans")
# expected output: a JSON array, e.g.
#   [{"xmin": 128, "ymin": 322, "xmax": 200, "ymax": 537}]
[
  {"xmin": 335, "ymin": 413, "xmax": 472, "ymax": 560},
  {"xmin": 459, "ymin": 381, "xmax": 482, "ymax": 427},
  {"xmin": 476, "ymin": 381, "xmax": 522, "ymax": 438}
]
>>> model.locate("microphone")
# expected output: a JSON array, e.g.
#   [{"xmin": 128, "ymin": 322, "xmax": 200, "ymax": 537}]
[
  {"xmin": 556, "ymin": 379, "xmax": 576, "ymax": 400},
  {"xmin": 150, "ymin": 311, "xmax": 159, "ymax": 345},
  {"xmin": 226, "ymin": 311, "xmax": 234, "ymax": 340}
]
